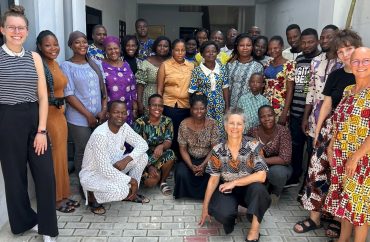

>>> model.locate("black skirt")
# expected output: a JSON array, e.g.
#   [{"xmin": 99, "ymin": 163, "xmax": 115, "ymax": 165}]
[{"xmin": 173, "ymin": 157, "xmax": 209, "ymax": 199}]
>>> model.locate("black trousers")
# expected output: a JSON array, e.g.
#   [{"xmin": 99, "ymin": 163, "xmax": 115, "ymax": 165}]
[
  {"xmin": 0, "ymin": 102, "xmax": 58, "ymax": 237},
  {"xmin": 163, "ymin": 105, "xmax": 190, "ymax": 155},
  {"xmin": 208, "ymin": 183, "xmax": 271, "ymax": 227}
]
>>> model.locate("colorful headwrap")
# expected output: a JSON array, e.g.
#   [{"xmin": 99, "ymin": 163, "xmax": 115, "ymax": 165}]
[
  {"xmin": 68, "ymin": 31, "xmax": 87, "ymax": 47},
  {"xmin": 103, "ymin": 35, "xmax": 120, "ymax": 48}
]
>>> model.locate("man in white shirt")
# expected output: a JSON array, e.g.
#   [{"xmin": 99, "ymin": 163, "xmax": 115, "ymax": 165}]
[
  {"xmin": 282, "ymin": 24, "xmax": 302, "ymax": 61},
  {"xmin": 80, "ymin": 100, "xmax": 149, "ymax": 215}
]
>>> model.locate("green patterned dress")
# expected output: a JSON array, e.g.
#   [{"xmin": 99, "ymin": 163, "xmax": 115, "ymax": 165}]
[{"xmin": 133, "ymin": 115, "xmax": 176, "ymax": 179}]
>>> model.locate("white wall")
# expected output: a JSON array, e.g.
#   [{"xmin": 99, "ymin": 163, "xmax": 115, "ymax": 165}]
[
  {"xmin": 138, "ymin": 5, "xmax": 203, "ymax": 41},
  {"xmin": 86, "ymin": 0, "xmax": 126, "ymax": 37},
  {"xmin": 333, "ymin": 0, "xmax": 370, "ymax": 47},
  {"xmin": 264, "ymin": 0, "xmax": 320, "ymax": 43}
]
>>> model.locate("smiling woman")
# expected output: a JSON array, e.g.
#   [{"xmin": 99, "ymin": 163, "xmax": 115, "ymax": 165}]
[
  {"xmin": 36, "ymin": 30, "xmax": 79, "ymax": 214},
  {"xmin": 60, "ymin": 31, "xmax": 107, "ymax": 193},
  {"xmin": 0, "ymin": 5, "xmax": 58, "ymax": 242},
  {"xmin": 102, "ymin": 35, "xmax": 138, "ymax": 126}
]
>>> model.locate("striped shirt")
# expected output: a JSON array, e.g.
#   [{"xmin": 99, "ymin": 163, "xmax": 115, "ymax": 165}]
[
  {"xmin": 0, "ymin": 46, "xmax": 38, "ymax": 105},
  {"xmin": 290, "ymin": 54, "xmax": 317, "ymax": 117}
]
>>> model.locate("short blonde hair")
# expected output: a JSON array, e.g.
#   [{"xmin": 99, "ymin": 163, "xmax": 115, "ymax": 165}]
[{"xmin": 223, "ymin": 107, "xmax": 246, "ymax": 126}]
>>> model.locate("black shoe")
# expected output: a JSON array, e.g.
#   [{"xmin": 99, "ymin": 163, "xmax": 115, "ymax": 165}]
[
  {"xmin": 245, "ymin": 233, "xmax": 260, "ymax": 242},
  {"xmin": 223, "ymin": 223, "xmax": 234, "ymax": 234}
]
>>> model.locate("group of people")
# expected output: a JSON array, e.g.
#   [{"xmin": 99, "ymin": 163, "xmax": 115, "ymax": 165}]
[{"xmin": 0, "ymin": 4, "xmax": 369, "ymax": 242}]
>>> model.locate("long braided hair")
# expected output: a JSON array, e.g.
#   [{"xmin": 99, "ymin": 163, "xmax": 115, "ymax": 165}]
[{"xmin": 36, "ymin": 30, "xmax": 57, "ymax": 100}]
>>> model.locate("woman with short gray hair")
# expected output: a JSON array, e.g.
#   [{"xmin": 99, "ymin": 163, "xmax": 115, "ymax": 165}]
[{"xmin": 200, "ymin": 107, "xmax": 271, "ymax": 242}]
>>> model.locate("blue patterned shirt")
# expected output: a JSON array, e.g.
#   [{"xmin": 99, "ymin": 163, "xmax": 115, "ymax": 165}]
[
  {"xmin": 138, "ymin": 38, "xmax": 154, "ymax": 60},
  {"xmin": 87, "ymin": 44, "xmax": 105, "ymax": 60},
  {"xmin": 237, "ymin": 92, "xmax": 269, "ymax": 132}
]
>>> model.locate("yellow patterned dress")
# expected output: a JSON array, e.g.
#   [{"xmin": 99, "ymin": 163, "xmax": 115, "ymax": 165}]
[{"xmin": 324, "ymin": 85, "xmax": 370, "ymax": 226}]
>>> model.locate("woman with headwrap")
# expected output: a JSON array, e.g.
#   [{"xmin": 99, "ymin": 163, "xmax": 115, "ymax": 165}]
[
  {"xmin": 60, "ymin": 31, "xmax": 107, "ymax": 199},
  {"xmin": 36, "ymin": 30, "xmax": 79, "ymax": 213},
  {"xmin": 101, "ymin": 35, "xmax": 138, "ymax": 125}
]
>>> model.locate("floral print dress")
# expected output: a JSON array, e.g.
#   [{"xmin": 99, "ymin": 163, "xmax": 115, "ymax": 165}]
[
  {"xmin": 189, "ymin": 63, "xmax": 229, "ymax": 135},
  {"xmin": 102, "ymin": 61, "xmax": 137, "ymax": 125},
  {"xmin": 264, "ymin": 60, "xmax": 295, "ymax": 118}
]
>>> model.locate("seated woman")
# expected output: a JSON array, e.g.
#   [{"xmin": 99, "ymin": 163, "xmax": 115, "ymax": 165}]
[
  {"xmin": 248, "ymin": 105, "xmax": 292, "ymax": 202},
  {"xmin": 174, "ymin": 92, "xmax": 220, "ymax": 199},
  {"xmin": 200, "ymin": 107, "xmax": 271, "ymax": 242},
  {"xmin": 133, "ymin": 94, "xmax": 176, "ymax": 195}
]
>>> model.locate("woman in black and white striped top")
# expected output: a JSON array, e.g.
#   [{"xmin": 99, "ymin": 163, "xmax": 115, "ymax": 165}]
[{"xmin": 0, "ymin": 5, "xmax": 58, "ymax": 242}]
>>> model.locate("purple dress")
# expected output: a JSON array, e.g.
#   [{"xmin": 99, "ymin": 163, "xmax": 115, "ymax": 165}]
[{"xmin": 102, "ymin": 61, "xmax": 137, "ymax": 125}]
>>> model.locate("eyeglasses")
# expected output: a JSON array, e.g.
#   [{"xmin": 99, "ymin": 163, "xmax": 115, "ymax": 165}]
[
  {"xmin": 350, "ymin": 58, "xmax": 370, "ymax": 67},
  {"xmin": 5, "ymin": 25, "xmax": 28, "ymax": 33}
]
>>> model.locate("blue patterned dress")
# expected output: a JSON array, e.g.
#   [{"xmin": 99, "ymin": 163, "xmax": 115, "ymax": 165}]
[{"xmin": 189, "ymin": 63, "xmax": 229, "ymax": 135}]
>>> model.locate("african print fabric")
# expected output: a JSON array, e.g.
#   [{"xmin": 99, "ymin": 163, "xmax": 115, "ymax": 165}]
[
  {"xmin": 324, "ymin": 85, "xmax": 370, "ymax": 226},
  {"xmin": 133, "ymin": 114, "xmax": 176, "ymax": 169},
  {"xmin": 189, "ymin": 63, "xmax": 229, "ymax": 136}
]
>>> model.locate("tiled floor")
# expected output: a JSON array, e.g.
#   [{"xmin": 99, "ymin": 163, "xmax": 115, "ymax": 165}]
[{"xmin": 0, "ymin": 174, "xmax": 364, "ymax": 242}]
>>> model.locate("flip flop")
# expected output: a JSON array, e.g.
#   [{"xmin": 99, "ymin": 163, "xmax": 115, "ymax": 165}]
[
  {"xmin": 160, "ymin": 182, "xmax": 172, "ymax": 196},
  {"xmin": 56, "ymin": 204, "xmax": 75, "ymax": 213}
]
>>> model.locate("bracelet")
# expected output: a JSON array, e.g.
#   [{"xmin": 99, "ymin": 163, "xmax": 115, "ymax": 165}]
[{"xmin": 37, "ymin": 129, "xmax": 48, "ymax": 135}]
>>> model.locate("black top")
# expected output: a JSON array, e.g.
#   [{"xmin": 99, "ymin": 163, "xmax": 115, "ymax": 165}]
[
  {"xmin": 124, "ymin": 55, "xmax": 138, "ymax": 74},
  {"xmin": 291, "ymin": 53, "xmax": 318, "ymax": 118},
  {"xmin": 322, "ymin": 68, "xmax": 355, "ymax": 110}
]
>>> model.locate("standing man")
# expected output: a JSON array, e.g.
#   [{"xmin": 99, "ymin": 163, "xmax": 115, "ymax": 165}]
[
  {"xmin": 195, "ymin": 30, "xmax": 229, "ymax": 65},
  {"xmin": 248, "ymin": 25, "xmax": 261, "ymax": 40},
  {"xmin": 283, "ymin": 24, "xmax": 302, "ymax": 61},
  {"xmin": 287, "ymin": 28, "xmax": 320, "ymax": 188},
  {"xmin": 87, "ymin": 25, "xmax": 107, "ymax": 60},
  {"xmin": 299, "ymin": 25, "xmax": 341, "ymax": 196},
  {"xmin": 135, "ymin": 18, "xmax": 154, "ymax": 60},
  {"xmin": 221, "ymin": 27, "xmax": 238, "ymax": 56}
]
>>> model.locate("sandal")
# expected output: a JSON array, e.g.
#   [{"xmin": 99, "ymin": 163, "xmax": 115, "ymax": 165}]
[
  {"xmin": 66, "ymin": 199, "xmax": 80, "ymax": 208},
  {"xmin": 160, "ymin": 182, "xmax": 172, "ymax": 196},
  {"xmin": 293, "ymin": 218, "xmax": 322, "ymax": 233},
  {"xmin": 123, "ymin": 193, "xmax": 150, "ymax": 204},
  {"xmin": 320, "ymin": 213, "xmax": 334, "ymax": 223},
  {"xmin": 56, "ymin": 204, "xmax": 75, "ymax": 213},
  {"xmin": 89, "ymin": 201, "xmax": 106, "ymax": 215},
  {"xmin": 326, "ymin": 220, "xmax": 341, "ymax": 238}
]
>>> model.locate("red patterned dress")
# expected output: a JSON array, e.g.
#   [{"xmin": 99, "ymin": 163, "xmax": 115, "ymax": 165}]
[
  {"xmin": 264, "ymin": 60, "xmax": 295, "ymax": 119},
  {"xmin": 324, "ymin": 85, "xmax": 370, "ymax": 226}
]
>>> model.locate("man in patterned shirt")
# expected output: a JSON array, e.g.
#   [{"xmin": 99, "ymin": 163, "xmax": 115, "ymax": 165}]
[
  {"xmin": 135, "ymin": 18, "xmax": 154, "ymax": 60},
  {"xmin": 299, "ymin": 25, "xmax": 341, "ymax": 194},
  {"xmin": 87, "ymin": 25, "xmax": 107, "ymax": 60}
]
